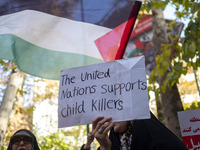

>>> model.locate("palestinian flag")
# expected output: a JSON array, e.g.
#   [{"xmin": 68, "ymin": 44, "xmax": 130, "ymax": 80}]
[{"xmin": 0, "ymin": 0, "xmax": 141, "ymax": 80}]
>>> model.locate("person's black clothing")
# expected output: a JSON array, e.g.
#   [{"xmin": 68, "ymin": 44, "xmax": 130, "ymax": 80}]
[{"xmin": 109, "ymin": 112, "xmax": 188, "ymax": 150}]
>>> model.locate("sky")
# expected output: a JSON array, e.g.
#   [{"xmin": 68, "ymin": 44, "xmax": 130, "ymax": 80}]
[
  {"xmin": 163, "ymin": 4, "xmax": 190, "ymax": 37},
  {"xmin": 164, "ymin": 4, "xmax": 176, "ymax": 20}
]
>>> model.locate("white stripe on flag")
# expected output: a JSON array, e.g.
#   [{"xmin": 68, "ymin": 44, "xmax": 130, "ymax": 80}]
[{"xmin": 0, "ymin": 10, "xmax": 111, "ymax": 59}]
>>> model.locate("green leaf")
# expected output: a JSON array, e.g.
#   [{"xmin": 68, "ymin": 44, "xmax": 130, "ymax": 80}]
[{"xmin": 189, "ymin": 41, "xmax": 196, "ymax": 53}]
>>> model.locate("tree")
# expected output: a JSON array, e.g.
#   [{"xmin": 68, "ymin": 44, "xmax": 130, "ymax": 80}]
[
  {"xmin": 152, "ymin": 8, "xmax": 184, "ymax": 139},
  {"xmin": 142, "ymin": 0, "xmax": 200, "ymax": 139},
  {"xmin": 0, "ymin": 66, "xmax": 25, "ymax": 147}
]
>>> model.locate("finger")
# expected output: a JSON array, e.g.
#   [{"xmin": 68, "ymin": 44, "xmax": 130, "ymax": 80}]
[
  {"xmin": 97, "ymin": 122, "xmax": 111, "ymax": 134},
  {"xmin": 87, "ymin": 135, "xmax": 94, "ymax": 141},
  {"xmin": 88, "ymin": 132, "xmax": 94, "ymax": 140},
  {"xmin": 92, "ymin": 116, "xmax": 104, "ymax": 130},
  {"xmin": 88, "ymin": 131, "xmax": 93, "ymax": 136},
  {"xmin": 97, "ymin": 117, "xmax": 112, "ymax": 128},
  {"xmin": 94, "ymin": 117, "xmax": 112, "ymax": 133},
  {"xmin": 103, "ymin": 122, "xmax": 114, "ymax": 134}
]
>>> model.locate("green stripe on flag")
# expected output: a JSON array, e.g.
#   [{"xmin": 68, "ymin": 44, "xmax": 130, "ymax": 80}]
[{"xmin": 0, "ymin": 34, "xmax": 103, "ymax": 80}]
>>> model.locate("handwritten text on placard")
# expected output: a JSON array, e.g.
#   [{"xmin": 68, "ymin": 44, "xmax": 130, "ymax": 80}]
[{"xmin": 58, "ymin": 56, "xmax": 150, "ymax": 128}]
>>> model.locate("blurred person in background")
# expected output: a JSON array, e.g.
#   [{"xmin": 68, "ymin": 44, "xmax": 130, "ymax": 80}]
[{"xmin": 7, "ymin": 129, "xmax": 40, "ymax": 150}]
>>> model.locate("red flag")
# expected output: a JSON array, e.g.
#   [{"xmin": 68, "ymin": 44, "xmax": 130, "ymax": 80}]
[{"xmin": 95, "ymin": 1, "xmax": 141, "ymax": 61}]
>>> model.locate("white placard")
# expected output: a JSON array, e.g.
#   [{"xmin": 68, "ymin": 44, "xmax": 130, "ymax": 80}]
[
  {"xmin": 58, "ymin": 56, "xmax": 150, "ymax": 128},
  {"xmin": 178, "ymin": 109, "xmax": 200, "ymax": 137}
]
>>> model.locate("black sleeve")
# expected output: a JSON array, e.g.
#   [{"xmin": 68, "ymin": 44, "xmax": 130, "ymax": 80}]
[
  {"xmin": 109, "ymin": 128, "xmax": 121, "ymax": 150},
  {"xmin": 132, "ymin": 112, "xmax": 189, "ymax": 150},
  {"xmin": 80, "ymin": 144, "xmax": 90, "ymax": 150}
]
